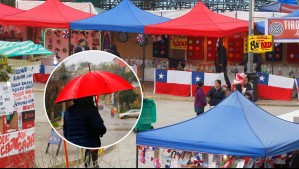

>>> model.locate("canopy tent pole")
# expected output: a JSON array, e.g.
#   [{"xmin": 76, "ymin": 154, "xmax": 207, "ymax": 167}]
[
  {"xmin": 142, "ymin": 45, "xmax": 146, "ymax": 84},
  {"xmin": 136, "ymin": 145, "xmax": 139, "ymax": 168},
  {"xmin": 69, "ymin": 29, "xmax": 72, "ymax": 56}
]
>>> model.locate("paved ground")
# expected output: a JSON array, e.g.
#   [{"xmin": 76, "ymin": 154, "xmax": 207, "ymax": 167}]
[{"xmin": 33, "ymin": 82, "xmax": 299, "ymax": 168}]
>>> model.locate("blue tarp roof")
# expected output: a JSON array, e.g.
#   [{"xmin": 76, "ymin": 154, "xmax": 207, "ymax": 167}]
[
  {"xmin": 256, "ymin": 8, "xmax": 299, "ymax": 33},
  {"xmin": 70, "ymin": 0, "xmax": 169, "ymax": 33},
  {"xmin": 137, "ymin": 92, "xmax": 299, "ymax": 157},
  {"xmin": 279, "ymin": 0, "xmax": 298, "ymax": 5},
  {"xmin": 259, "ymin": 2, "xmax": 282, "ymax": 12}
]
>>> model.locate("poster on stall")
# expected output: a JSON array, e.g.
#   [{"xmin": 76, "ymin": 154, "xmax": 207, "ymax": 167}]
[{"xmin": 0, "ymin": 82, "xmax": 14, "ymax": 116}]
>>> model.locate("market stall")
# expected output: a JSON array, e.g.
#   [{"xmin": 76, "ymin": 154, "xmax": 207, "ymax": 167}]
[
  {"xmin": 0, "ymin": 58, "xmax": 40, "ymax": 168},
  {"xmin": 70, "ymin": 0, "xmax": 169, "ymax": 83},
  {"xmin": 136, "ymin": 91, "xmax": 299, "ymax": 168}
]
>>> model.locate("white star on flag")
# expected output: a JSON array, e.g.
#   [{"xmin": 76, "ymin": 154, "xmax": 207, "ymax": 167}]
[
  {"xmin": 259, "ymin": 75, "xmax": 265, "ymax": 82},
  {"xmin": 195, "ymin": 76, "xmax": 201, "ymax": 82},
  {"xmin": 159, "ymin": 73, "xmax": 164, "ymax": 79}
]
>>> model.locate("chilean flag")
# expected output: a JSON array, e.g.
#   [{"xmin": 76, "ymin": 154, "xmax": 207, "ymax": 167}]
[
  {"xmin": 257, "ymin": 72, "xmax": 294, "ymax": 101},
  {"xmin": 191, "ymin": 72, "xmax": 227, "ymax": 96},
  {"xmin": 154, "ymin": 69, "xmax": 191, "ymax": 96}
]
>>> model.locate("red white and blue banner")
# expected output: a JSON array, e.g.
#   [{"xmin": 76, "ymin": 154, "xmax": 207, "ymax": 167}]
[
  {"xmin": 257, "ymin": 72, "xmax": 294, "ymax": 101},
  {"xmin": 154, "ymin": 69, "xmax": 226, "ymax": 97}
]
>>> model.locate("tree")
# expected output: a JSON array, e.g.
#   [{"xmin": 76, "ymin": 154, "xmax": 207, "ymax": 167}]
[
  {"xmin": 118, "ymin": 90, "xmax": 138, "ymax": 111},
  {"xmin": 0, "ymin": 55, "xmax": 14, "ymax": 82}
]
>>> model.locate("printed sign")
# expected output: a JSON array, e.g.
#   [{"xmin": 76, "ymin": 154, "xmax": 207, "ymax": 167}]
[
  {"xmin": 0, "ymin": 83, "xmax": 14, "ymax": 116},
  {"xmin": 0, "ymin": 128, "xmax": 34, "ymax": 158},
  {"xmin": 170, "ymin": 35, "xmax": 187, "ymax": 49},
  {"xmin": 22, "ymin": 110, "xmax": 35, "ymax": 130},
  {"xmin": 268, "ymin": 19, "xmax": 299, "ymax": 40},
  {"xmin": 248, "ymin": 35, "xmax": 273, "ymax": 53},
  {"xmin": 48, "ymin": 129, "xmax": 62, "ymax": 145}
]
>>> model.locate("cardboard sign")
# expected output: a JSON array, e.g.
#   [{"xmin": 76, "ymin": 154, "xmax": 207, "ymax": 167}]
[
  {"xmin": 170, "ymin": 35, "xmax": 187, "ymax": 50},
  {"xmin": 248, "ymin": 35, "xmax": 273, "ymax": 53}
]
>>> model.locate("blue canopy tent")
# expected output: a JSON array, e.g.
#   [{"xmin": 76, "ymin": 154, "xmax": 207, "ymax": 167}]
[
  {"xmin": 256, "ymin": 8, "xmax": 299, "ymax": 33},
  {"xmin": 70, "ymin": 0, "xmax": 169, "ymax": 33},
  {"xmin": 137, "ymin": 92, "xmax": 299, "ymax": 158},
  {"xmin": 70, "ymin": 0, "xmax": 169, "ymax": 83}
]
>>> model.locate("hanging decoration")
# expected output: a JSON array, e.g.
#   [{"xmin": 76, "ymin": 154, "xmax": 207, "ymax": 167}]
[
  {"xmin": 137, "ymin": 34, "xmax": 148, "ymax": 47},
  {"xmin": 206, "ymin": 38, "xmax": 218, "ymax": 61},
  {"xmin": 287, "ymin": 43, "xmax": 299, "ymax": 63},
  {"xmin": 62, "ymin": 30, "xmax": 69, "ymax": 39},
  {"xmin": 0, "ymin": 26, "xmax": 3, "ymax": 35},
  {"xmin": 118, "ymin": 32, "xmax": 128, "ymax": 43},
  {"xmin": 228, "ymin": 38, "xmax": 244, "ymax": 62}
]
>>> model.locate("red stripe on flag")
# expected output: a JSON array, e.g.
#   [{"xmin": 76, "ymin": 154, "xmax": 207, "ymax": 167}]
[
  {"xmin": 155, "ymin": 82, "xmax": 191, "ymax": 96},
  {"xmin": 257, "ymin": 84, "xmax": 293, "ymax": 101},
  {"xmin": 191, "ymin": 85, "xmax": 213, "ymax": 97}
]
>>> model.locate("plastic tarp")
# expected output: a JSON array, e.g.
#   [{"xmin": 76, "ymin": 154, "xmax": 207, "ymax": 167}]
[
  {"xmin": 0, "ymin": 40, "xmax": 53, "ymax": 57},
  {"xmin": 259, "ymin": 2, "xmax": 282, "ymax": 12},
  {"xmin": 15, "ymin": 0, "xmax": 98, "ymax": 15},
  {"xmin": 144, "ymin": 2, "xmax": 248, "ymax": 37},
  {"xmin": 256, "ymin": 8, "xmax": 299, "ymax": 33},
  {"xmin": 0, "ymin": 3, "xmax": 23, "ymax": 19},
  {"xmin": 70, "ymin": 0, "xmax": 169, "ymax": 33},
  {"xmin": 0, "ymin": 0, "xmax": 93, "ymax": 28},
  {"xmin": 137, "ymin": 91, "xmax": 299, "ymax": 157}
]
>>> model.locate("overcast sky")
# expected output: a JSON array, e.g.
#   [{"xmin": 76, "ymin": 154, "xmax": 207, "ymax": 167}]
[{"xmin": 64, "ymin": 51, "xmax": 116, "ymax": 67}]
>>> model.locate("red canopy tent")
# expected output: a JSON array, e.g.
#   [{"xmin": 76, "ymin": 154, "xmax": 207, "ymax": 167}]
[
  {"xmin": 145, "ymin": 2, "xmax": 248, "ymax": 37},
  {"xmin": 0, "ymin": 0, "xmax": 93, "ymax": 28},
  {"xmin": 0, "ymin": 3, "xmax": 23, "ymax": 19}
]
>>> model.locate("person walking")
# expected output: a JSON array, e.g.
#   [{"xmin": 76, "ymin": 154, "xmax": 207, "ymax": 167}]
[
  {"xmin": 194, "ymin": 81, "xmax": 207, "ymax": 116},
  {"xmin": 75, "ymin": 39, "xmax": 90, "ymax": 53},
  {"xmin": 207, "ymin": 80, "xmax": 226, "ymax": 107},
  {"xmin": 63, "ymin": 96, "xmax": 106, "ymax": 168}
]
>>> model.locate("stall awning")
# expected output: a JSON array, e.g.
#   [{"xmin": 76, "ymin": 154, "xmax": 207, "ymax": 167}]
[
  {"xmin": 0, "ymin": 41, "xmax": 53, "ymax": 57},
  {"xmin": 70, "ymin": 0, "xmax": 169, "ymax": 33},
  {"xmin": 144, "ymin": 2, "xmax": 248, "ymax": 37},
  {"xmin": 0, "ymin": 3, "xmax": 23, "ymax": 19},
  {"xmin": 137, "ymin": 91, "xmax": 299, "ymax": 157},
  {"xmin": 0, "ymin": 0, "xmax": 93, "ymax": 28}
]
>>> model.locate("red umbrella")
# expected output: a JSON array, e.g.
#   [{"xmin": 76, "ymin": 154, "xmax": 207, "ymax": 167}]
[{"xmin": 55, "ymin": 71, "xmax": 135, "ymax": 103}]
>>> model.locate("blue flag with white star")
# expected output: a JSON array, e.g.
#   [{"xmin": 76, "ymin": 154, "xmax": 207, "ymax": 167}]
[
  {"xmin": 156, "ymin": 69, "xmax": 167, "ymax": 83},
  {"xmin": 192, "ymin": 72, "xmax": 205, "ymax": 85},
  {"xmin": 256, "ymin": 72, "xmax": 269, "ymax": 85}
]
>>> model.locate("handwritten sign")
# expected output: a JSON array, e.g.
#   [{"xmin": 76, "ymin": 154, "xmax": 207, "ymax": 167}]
[
  {"xmin": 0, "ymin": 83, "xmax": 14, "ymax": 116},
  {"xmin": 248, "ymin": 35, "xmax": 273, "ymax": 53},
  {"xmin": 10, "ymin": 66, "xmax": 38, "ymax": 112},
  {"xmin": 0, "ymin": 128, "xmax": 34, "ymax": 158},
  {"xmin": 170, "ymin": 35, "xmax": 187, "ymax": 49}
]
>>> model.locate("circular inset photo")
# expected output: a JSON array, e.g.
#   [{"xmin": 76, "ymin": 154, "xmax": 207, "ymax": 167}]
[{"xmin": 44, "ymin": 50, "xmax": 143, "ymax": 149}]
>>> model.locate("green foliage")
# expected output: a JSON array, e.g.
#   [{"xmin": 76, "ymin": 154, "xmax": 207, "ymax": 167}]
[
  {"xmin": 51, "ymin": 121, "xmax": 60, "ymax": 128},
  {"xmin": 118, "ymin": 90, "xmax": 139, "ymax": 111},
  {"xmin": 0, "ymin": 0, "xmax": 15, "ymax": 7},
  {"xmin": 0, "ymin": 55, "xmax": 14, "ymax": 82}
]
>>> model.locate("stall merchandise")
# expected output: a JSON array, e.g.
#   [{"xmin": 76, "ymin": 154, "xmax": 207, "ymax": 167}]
[{"xmin": 137, "ymin": 92, "xmax": 299, "ymax": 158}]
